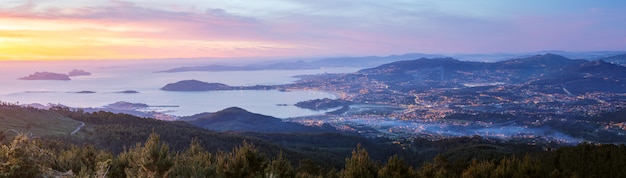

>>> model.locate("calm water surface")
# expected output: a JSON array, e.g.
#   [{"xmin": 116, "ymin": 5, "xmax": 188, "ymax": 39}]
[{"xmin": 0, "ymin": 60, "xmax": 360, "ymax": 118}]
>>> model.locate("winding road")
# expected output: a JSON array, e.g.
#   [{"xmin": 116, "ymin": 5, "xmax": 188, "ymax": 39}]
[{"xmin": 70, "ymin": 122, "xmax": 85, "ymax": 135}]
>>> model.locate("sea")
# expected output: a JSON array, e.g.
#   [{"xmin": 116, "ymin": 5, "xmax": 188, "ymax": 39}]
[{"xmin": 0, "ymin": 59, "xmax": 361, "ymax": 118}]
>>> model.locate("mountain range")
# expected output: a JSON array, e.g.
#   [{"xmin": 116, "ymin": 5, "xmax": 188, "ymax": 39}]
[
  {"xmin": 357, "ymin": 53, "xmax": 626, "ymax": 94},
  {"xmin": 158, "ymin": 51, "xmax": 625, "ymax": 73}
]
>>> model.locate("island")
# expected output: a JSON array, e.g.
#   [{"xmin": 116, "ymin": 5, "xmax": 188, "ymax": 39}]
[
  {"xmin": 295, "ymin": 98, "xmax": 350, "ymax": 111},
  {"xmin": 116, "ymin": 90, "xmax": 140, "ymax": 94},
  {"xmin": 160, "ymin": 80, "xmax": 234, "ymax": 91},
  {"xmin": 104, "ymin": 101, "xmax": 149, "ymax": 110},
  {"xmin": 74, "ymin": 91, "xmax": 96, "ymax": 94},
  {"xmin": 68, "ymin": 69, "xmax": 92, "ymax": 76},
  {"xmin": 18, "ymin": 72, "xmax": 71, "ymax": 81}
]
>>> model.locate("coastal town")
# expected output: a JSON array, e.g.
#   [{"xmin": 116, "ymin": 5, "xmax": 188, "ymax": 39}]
[{"xmin": 282, "ymin": 55, "xmax": 626, "ymax": 144}]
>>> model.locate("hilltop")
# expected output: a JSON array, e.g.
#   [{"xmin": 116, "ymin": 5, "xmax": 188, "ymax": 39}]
[
  {"xmin": 184, "ymin": 107, "xmax": 337, "ymax": 133},
  {"xmin": 161, "ymin": 80, "xmax": 234, "ymax": 91}
]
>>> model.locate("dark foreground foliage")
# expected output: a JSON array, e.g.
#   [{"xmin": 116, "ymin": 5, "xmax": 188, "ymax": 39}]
[{"xmin": 1, "ymin": 133, "xmax": 626, "ymax": 177}]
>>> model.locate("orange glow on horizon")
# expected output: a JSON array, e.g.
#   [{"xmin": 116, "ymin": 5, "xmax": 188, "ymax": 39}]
[{"xmin": 0, "ymin": 16, "xmax": 305, "ymax": 61}]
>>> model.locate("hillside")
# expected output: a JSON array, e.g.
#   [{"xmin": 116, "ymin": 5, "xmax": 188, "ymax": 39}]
[
  {"xmin": 0, "ymin": 103, "xmax": 82, "ymax": 139},
  {"xmin": 47, "ymin": 106, "xmax": 417, "ymax": 168},
  {"xmin": 184, "ymin": 107, "xmax": 338, "ymax": 133},
  {"xmin": 2, "ymin": 104, "xmax": 626, "ymax": 177},
  {"xmin": 600, "ymin": 53, "xmax": 626, "ymax": 66},
  {"xmin": 355, "ymin": 54, "xmax": 626, "ymax": 94}
]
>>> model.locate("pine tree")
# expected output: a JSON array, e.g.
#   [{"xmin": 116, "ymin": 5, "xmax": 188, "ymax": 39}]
[
  {"xmin": 340, "ymin": 144, "xmax": 379, "ymax": 178},
  {"xmin": 120, "ymin": 132, "xmax": 174, "ymax": 178},
  {"xmin": 460, "ymin": 159, "xmax": 494, "ymax": 178},
  {"xmin": 417, "ymin": 154, "xmax": 453, "ymax": 178},
  {"xmin": 171, "ymin": 138, "xmax": 216, "ymax": 177},
  {"xmin": 217, "ymin": 141, "xmax": 267, "ymax": 178},
  {"xmin": 138, "ymin": 132, "xmax": 174, "ymax": 178},
  {"xmin": 267, "ymin": 151, "xmax": 295, "ymax": 178},
  {"xmin": 378, "ymin": 155, "xmax": 415, "ymax": 178}
]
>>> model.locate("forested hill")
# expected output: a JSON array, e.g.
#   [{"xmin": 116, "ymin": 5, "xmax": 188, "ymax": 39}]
[
  {"xmin": 47, "ymin": 106, "xmax": 326, "ymax": 161},
  {"xmin": 1, "ymin": 103, "xmax": 626, "ymax": 177},
  {"xmin": 184, "ymin": 107, "xmax": 338, "ymax": 133}
]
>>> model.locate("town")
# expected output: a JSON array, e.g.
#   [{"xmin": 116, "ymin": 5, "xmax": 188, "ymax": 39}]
[{"xmin": 282, "ymin": 55, "xmax": 626, "ymax": 144}]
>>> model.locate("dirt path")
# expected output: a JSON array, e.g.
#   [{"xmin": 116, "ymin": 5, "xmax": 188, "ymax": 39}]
[{"xmin": 70, "ymin": 122, "xmax": 85, "ymax": 135}]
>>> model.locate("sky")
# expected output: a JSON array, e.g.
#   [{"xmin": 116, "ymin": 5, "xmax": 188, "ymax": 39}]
[{"xmin": 0, "ymin": 0, "xmax": 625, "ymax": 60}]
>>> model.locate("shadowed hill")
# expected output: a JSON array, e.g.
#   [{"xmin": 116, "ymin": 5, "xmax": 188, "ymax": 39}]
[
  {"xmin": 599, "ymin": 53, "xmax": 626, "ymax": 65},
  {"xmin": 355, "ymin": 53, "xmax": 626, "ymax": 94},
  {"xmin": 184, "ymin": 107, "xmax": 338, "ymax": 133}
]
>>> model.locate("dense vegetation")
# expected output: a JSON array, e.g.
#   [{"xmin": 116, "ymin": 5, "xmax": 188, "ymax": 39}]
[
  {"xmin": 1, "ymin": 103, "xmax": 626, "ymax": 177},
  {"xmin": 1, "ymin": 132, "xmax": 626, "ymax": 177}
]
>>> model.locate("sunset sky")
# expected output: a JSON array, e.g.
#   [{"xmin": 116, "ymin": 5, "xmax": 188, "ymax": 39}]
[{"xmin": 1, "ymin": 0, "xmax": 625, "ymax": 60}]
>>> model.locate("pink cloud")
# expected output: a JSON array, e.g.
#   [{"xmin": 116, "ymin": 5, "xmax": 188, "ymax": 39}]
[{"xmin": 1, "ymin": 0, "xmax": 624, "ymax": 59}]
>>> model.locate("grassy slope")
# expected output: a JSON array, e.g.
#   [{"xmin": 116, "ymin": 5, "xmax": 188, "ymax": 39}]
[{"xmin": 0, "ymin": 105, "xmax": 82, "ymax": 138}]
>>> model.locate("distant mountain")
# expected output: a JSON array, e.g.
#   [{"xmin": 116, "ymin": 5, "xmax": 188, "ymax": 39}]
[
  {"xmin": 161, "ymin": 65, "xmax": 270, "ymax": 73},
  {"xmin": 158, "ymin": 53, "xmax": 445, "ymax": 72},
  {"xmin": 184, "ymin": 107, "xmax": 337, "ymax": 133},
  {"xmin": 360, "ymin": 53, "xmax": 589, "ymax": 81},
  {"xmin": 19, "ymin": 72, "xmax": 71, "ymax": 81},
  {"xmin": 161, "ymin": 80, "xmax": 233, "ymax": 91},
  {"xmin": 492, "ymin": 53, "xmax": 588, "ymax": 81},
  {"xmin": 495, "ymin": 53, "xmax": 579, "ymax": 67},
  {"xmin": 356, "ymin": 53, "xmax": 626, "ymax": 94},
  {"xmin": 445, "ymin": 51, "xmax": 626, "ymax": 62},
  {"xmin": 534, "ymin": 50, "xmax": 626, "ymax": 60},
  {"xmin": 531, "ymin": 60, "xmax": 626, "ymax": 94},
  {"xmin": 159, "ymin": 61, "xmax": 315, "ymax": 72},
  {"xmin": 598, "ymin": 53, "xmax": 626, "ymax": 66},
  {"xmin": 157, "ymin": 51, "xmax": 626, "ymax": 73},
  {"xmin": 359, "ymin": 57, "xmax": 484, "ymax": 75},
  {"xmin": 575, "ymin": 60, "xmax": 626, "ymax": 78},
  {"xmin": 67, "ymin": 69, "xmax": 91, "ymax": 77},
  {"xmin": 306, "ymin": 53, "xmax": 446, "ymax": 67},
  {"xmin": 356, "ymin": 57, "xmax": 488, "ymax": 87}
]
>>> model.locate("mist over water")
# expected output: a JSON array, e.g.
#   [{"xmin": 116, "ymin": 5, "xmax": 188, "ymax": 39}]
[
  {"xmin": 332, "ymin": 116, "xmax": 582, "ymax": 143},
  {"xmin": 0, "ymin": 60, "xmax": 361, "ymax": 118}
]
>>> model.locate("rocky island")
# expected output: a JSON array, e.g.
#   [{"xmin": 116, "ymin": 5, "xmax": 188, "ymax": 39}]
[
  {"xmin": 161, "ymin": 79, "xmax": 234, "ymax": 91},
  {"xmin": 295, "ymin": 98, "xmax": 350, "ymax": 111},
  {"xmin": 74, "ymin": 91, "xmax": 96, "ymax": 94},
  {"xmin": 19, "ymin": 72, "xmax": 71, "ymax": 81},
  {"xmin": 116, "ymin": 90, "xmax": 140, "ymax": 94}
]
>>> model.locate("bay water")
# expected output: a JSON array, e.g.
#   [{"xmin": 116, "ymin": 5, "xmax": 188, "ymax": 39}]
[{"xmin": 0, "ymin": 60, "xmax": 360, "ymax": 118}]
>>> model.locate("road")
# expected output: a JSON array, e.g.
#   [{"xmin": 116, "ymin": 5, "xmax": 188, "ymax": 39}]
[{"xmin": 70, "ymin": 122, "xmax": 85, "ymax": 135}]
